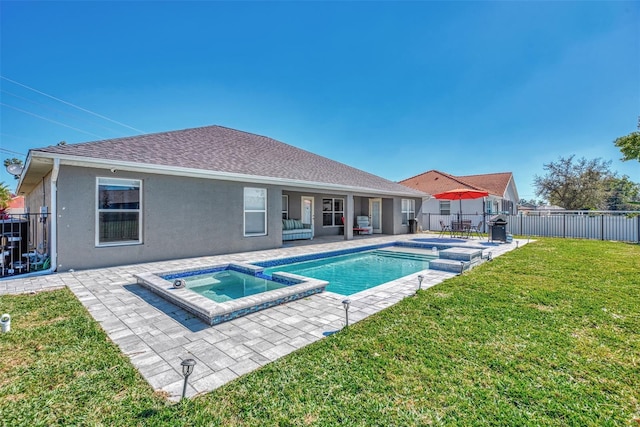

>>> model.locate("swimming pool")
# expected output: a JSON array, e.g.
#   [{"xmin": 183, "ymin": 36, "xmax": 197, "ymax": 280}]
[{"xmin": 263, "ymin": 249, "xmax": 436, "ymax": 295}]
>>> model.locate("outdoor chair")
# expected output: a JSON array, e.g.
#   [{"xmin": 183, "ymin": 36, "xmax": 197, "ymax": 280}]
[
  {"xmin": 469, "ymin": 221, "xmax": 483, "ymax": 239},
  {"xmin": 438, "ymin": 220, "xmax": 452, "ymax": 238}
]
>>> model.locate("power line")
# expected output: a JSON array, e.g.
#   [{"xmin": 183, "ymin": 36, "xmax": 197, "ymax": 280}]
[
  {"xmin": 1, "ymin": 102, "xmax": 105, "ymax": 139},
  {"xmin": 0, "ymin": 75, "xmax": 146, "ymax": 134},
  {"xmin": 1, "ymin": 89, "xmax": 124, "ymax": 136},
  {"xmin": 0, "ymin": 147, "xmax": 27, "ymax": 157}
]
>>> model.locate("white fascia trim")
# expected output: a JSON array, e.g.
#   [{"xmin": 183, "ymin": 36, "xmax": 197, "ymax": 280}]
[
  {"xmin": 30, "ymin": 152, "xmax": 424, "ymax": 198},
  {"xmin": 15, "ymin": 151, "xmax": 34, "ymax": 194}
]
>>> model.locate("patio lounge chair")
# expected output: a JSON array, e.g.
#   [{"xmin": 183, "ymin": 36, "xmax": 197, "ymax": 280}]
[
  {"xmin": 438, "ymin": 220, "xmax": 451, "ymax": 238},
  {"xmin": 355, "ymin": 216, "xmax": 373, "ymax": 235}
]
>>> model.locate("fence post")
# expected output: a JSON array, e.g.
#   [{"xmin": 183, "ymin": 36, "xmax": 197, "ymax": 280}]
[
  {"xmin": 601, "ymin": 214, "xmax": 604, "ymax": 241},
  {"xmin": 563, "ymin": 214, "xmax": 566, "ymax": 239}
]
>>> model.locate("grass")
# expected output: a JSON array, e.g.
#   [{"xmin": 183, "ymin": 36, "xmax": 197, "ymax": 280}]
[{"xmin": 1, "ymin": 238, "xmax": 639, "ymax": 426}]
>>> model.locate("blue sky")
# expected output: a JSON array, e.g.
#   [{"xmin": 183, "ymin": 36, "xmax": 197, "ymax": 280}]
[{"xmin": 1, "ymin": 1, "xmax": 638, "ymax": 201}]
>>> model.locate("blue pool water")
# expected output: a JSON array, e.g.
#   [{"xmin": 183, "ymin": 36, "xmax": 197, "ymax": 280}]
[
  {"xmin": 263, "ymin": 249, "xmax": 435, "ymax": 296},
  {"xmin": 184, "ymin": 270, "xmax": 287, "ymax": 303}
]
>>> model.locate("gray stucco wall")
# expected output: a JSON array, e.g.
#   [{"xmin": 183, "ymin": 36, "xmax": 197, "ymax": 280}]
[
  {"xmin": 55, "ymin": 166, "xmax": 283, "ymax": 271},
  {"xmin": 40, "ymin": 165, "xmax": 424, "ymax": 271}
]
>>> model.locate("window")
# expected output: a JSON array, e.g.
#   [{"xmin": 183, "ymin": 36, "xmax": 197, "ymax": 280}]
[
  {"xmin": 401, "ymin": 199, "xmax": 415, "ymax": 225},
  {"xmin": 244, "ymin": 187, "xmax": 267, "ymax": 236},
  {"xmin": 322, "ymin": 198, "xmax": 344, "ymax": 226},
  {"xmin": 439, "ymin": 201, "xmax": 450, "ymax": 216},
  {"xmin": 282, "ymin": 195, "xmax": 289, "ymax": 220},
  {"xmin": 96, "ymin": 178, "xmax": 141, "ymax": 246}
]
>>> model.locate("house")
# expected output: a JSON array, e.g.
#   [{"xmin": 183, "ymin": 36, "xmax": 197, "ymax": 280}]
[
  {"xmin": 399, "ymin": 170, "xmax": 519, "ymax": 227},
  {"xmin": 517, "ymin": 203, "xmax": 566, "ymax": 216},
  {"xmin": 7, "ymin": 195, "xmax": 25, "ymax": 215},
  {"xmin": 15, "ymin": 125, "xmax": 426, "ymax": 271}
]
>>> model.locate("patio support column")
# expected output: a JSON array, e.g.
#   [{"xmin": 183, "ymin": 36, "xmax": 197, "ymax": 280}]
[{"xmin": 344, "ymin": 194, "xmax": 354, "ymax": 240}]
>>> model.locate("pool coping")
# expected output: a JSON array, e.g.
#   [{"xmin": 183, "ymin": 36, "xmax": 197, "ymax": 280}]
[
  {"xmin": 135, "ymin": 240, "xmax": 488, "ymax": 325},
  {"xmin": 135, "ymin": 263, "xmax": 328, "ymax": 325}
]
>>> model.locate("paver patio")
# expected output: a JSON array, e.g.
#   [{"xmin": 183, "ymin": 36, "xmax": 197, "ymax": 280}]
[{"xmin": 0, "ymin": 233, "xmax": 525, "ymax": 400}]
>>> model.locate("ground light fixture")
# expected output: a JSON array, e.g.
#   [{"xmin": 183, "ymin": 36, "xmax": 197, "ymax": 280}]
[
  {"xmin": 180, "ymin": 358, "xmax": 196, "ymax": 400},
  {"xmin": 417, "ymin": 274, "xmax": 424, "ymax": 292},
  {"xmin": 342, "ymin": 299, "xmax": 351, "ymax": 328}
]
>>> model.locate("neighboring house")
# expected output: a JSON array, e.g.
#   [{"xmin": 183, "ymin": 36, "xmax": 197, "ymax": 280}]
[
  {"xmin": 7, "ymin": 195, "xmax": 25, "ymax": 215},
  {"xmin": 399, "ymin": 170, "xmax": 519, "ymax": 218},
  {"xmin": 517, "ymin": 203, "xmax": 566, "ymax": 216},
  {"xmin": 15, "ymin": 125, "xmax": 425, "ymax": 271}
]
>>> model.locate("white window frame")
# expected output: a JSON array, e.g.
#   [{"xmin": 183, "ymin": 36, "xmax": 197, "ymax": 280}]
[
  {"xmin": 439, "ymin": 201, "xmax": 451, "ymax": 216},
  {"xmin": 96, "ymin": 177, "xmax": 142, "ymax": 247},
  {"xmin": 282, "ymin": 195, "xmax": 289, "ymax": 220},
  {"xmin": 322, "ymin": 197, "xmax": 344, "ymax": 227},
  {"xmin": 244, "ymin": 187, "xmax": 267, "ymax": 237},
  {"xmin": 401, "ymin": 199, "xmax": 415, "ymax": 225}
]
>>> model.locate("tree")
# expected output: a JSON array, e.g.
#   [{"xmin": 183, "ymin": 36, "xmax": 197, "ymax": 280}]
[
  {"xmin": 604, "ymin": 175, "xmax": 640, "ymax": 210},
  {"xmin": 614, "ymin": 117, "xmax": 640, "ymax": 162},
  {"xmin": 0, "ymin": 182, "xmax": 11, "ymax": 213},
  {"xmin": 518, "ymin": 198, "xmax": 543, "ymax": 206},
  {"xmin": 534, "ymin": 156, "xmax": 614, "ymax": 210},
  {"xmin": 3, "ymin": 158, "xmax": 24, "ymax": 180}
]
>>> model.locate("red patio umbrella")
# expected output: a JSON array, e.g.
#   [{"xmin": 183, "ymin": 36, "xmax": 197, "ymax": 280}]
[{"xmin": 432, "ymin": 188, "xmax": 489, "ymax": 219}]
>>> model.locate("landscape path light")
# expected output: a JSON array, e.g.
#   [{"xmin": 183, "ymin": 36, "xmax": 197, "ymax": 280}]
[
  {"xmin": 342, "ymin": 299, "xmax": 351, "ymax": 328},
  {"xmin": 180, "ymin": 358, "xmax": 196, "ymax": 401},
  {"xmin": 417, "ymin": 274, "xmax": 424, "ymax": 292}
]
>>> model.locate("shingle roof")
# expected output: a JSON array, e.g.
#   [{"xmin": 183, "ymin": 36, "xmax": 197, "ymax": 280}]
[
  {"xmin": 457, "ymin": 172, "xmax": 513, "ymax": 197},
  {"xmin": 399, "ymin": 170, "xmax": 513, "ymax": 197},
  {"xmin": 33, "ymin": 125, "xmax": 424, "ymax": 196}
]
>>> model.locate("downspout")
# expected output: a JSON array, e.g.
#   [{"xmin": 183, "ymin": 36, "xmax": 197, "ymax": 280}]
[{"xmin": 49, "ymin": 158, "xmax": 59, "ymax": 272}]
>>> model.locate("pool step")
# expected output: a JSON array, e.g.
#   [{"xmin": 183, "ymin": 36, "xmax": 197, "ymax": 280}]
[
  {"xmin": 438, "ymin": 248, "xmax": 483, "ymax": 262},
  {"xmin": 372, "ymin": 249, "xmax": 435, "ymax": 262},
  {"xmin": 429, "ymin": 259, "xmax": 468, "ymax": 273}
]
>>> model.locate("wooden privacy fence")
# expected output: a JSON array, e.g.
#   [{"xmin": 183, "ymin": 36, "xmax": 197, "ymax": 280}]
[{"xmin": 422, "ymin": 211, "xmax": 640, "ymax": 243}]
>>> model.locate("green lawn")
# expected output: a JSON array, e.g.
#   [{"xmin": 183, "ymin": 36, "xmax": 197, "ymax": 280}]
[{"xmin": 1, "ymin": 238, "xmax": 639, "ymax": 426}]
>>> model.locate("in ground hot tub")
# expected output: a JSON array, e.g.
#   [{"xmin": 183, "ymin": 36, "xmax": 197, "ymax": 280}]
[{"xmin": 135, "ymin": 263, "xmax": 327, "ymax": 325}]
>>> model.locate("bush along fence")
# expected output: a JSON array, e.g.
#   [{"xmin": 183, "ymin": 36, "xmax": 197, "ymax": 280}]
[{"xmin": 422, "ymin": 211, "xmax": 640, "ymax": 243}]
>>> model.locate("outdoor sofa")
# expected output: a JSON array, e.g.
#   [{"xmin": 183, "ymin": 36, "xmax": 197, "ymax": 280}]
[{"xmin": 282, "ymin": 219, "xmax": 313, "ymax": 241}]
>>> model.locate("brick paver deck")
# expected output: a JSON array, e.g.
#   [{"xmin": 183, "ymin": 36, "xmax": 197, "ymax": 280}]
[{"xmin": 0, "ymin": 233, "xmax": 526, "ymax": 400}]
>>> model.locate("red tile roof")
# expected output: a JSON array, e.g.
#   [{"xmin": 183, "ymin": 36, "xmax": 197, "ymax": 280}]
[
  {"xmin": 33, "ymin": 125, "xmax": 424, "ymax": 196},
  {"xmin": 399, "ymin": 170, "xmax": 513, "ymax": 197},
  {"xmin": 9, "ymin": 195, "xmax": 24, "ymax": 209}
]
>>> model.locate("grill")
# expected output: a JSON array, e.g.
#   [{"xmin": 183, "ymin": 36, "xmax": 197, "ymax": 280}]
[{"xmin": 488, "ymin": 214, "xmax": 508, "ymax": 242}]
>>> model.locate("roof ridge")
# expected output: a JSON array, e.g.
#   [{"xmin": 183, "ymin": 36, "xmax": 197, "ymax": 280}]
[
  {"xmin": 458, "ymin": 171, "xmax": 512, "ymax": 178},
  {"xmin": 399, "ymin": 169, "xmax": 439, "ymax": 182},
  {"xmin": 437, "ymin": 170, "xmax": 487, "ymax": 191}
]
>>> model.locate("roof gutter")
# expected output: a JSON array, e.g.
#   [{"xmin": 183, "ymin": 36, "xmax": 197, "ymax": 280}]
[{"xmin": 29, "ymin": 151, "xmax": 426, "ymax": 198}]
